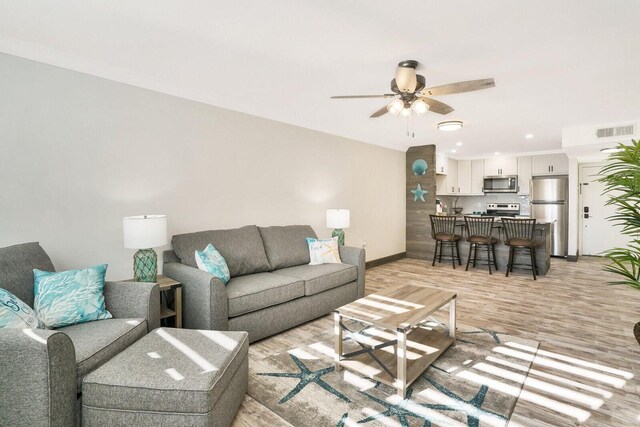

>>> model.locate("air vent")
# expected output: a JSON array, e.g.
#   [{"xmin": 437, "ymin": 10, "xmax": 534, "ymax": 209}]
[{"xmin": 596, "ymin": 124, "xmax": 635, "ymax": 138}]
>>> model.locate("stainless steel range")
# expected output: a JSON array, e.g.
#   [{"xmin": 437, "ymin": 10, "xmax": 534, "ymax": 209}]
[{"xmin": 484, "ymin": 203, "xmax": 520, "ymax": 217}]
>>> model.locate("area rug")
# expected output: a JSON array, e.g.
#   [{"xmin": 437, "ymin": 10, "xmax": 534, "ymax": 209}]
[{"xmin": 248, "ymin": 321, "xmax": 539, "ymax": 426}]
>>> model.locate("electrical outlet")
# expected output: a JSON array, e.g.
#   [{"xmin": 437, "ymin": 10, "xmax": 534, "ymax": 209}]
[{"xmin": 362, "ymin": 240, "xmax": 367, "ymax": 249}]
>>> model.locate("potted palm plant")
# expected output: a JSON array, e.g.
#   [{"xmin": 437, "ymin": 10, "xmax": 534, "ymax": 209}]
[{"xmin": 598, "ymin": 139, "xmax": 640, "ymax": 345}]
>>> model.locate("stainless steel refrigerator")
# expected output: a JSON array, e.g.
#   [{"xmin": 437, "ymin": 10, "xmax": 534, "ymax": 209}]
[{"xmin": 530, "ymin": 176, "xmax": 569, "ymax": 257}]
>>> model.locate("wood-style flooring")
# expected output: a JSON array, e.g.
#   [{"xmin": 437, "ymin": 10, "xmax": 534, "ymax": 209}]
[{"xmin": 232, "ymin": 256, "xmax": 640, "ymax": 426}]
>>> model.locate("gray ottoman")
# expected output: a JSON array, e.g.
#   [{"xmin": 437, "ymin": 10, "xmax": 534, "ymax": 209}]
[{"xmin": 82, "ymin": 328, "xmax": 248, "ymax": 426}]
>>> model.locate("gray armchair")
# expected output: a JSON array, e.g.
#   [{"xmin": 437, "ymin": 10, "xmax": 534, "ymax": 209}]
[{"xmin": 0, "ymin": 242, "xmax": 160, "ymax": 427}]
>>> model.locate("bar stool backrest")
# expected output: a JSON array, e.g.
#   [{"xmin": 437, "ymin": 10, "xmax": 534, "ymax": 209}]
[
  {"xmin": 464, "ymin": 216, "xmax": 494, "ymax": 239},
  {"xmin": 430, "ymin": 214, "xmax": 457, "ymax": 239},
  {"xmin": 501, "ymin": 217, "xmax": 536, "ymax": 245}
]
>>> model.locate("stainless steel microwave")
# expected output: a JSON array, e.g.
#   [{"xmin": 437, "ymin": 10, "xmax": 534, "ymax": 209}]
[{"xmin": 483, "ymin": 175, "xmax": 518, "ymax": 193}]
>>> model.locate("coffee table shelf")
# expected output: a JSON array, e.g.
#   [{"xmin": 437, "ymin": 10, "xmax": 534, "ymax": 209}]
[{"xmin": 336, "ymin": 326, "xmax": 454, "ymax": 388}]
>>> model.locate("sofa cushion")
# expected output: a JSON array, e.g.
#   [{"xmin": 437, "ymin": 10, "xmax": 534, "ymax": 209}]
[
  {"xmin": 0, "ymin": 288, "xmax": 40, "ymax": 329},
  {"xmin": 226, "ymin": 272, "xmax": 304, "ymax": 317},
  {"xmin": 0, "ymin": 242, "xmax": 54, "ymax": 307},
  {"xmin": 34, "ymin": 264, "xmax": 112, "ymax": 329},
  {"xmin": 82, "ymin": 328, "xmax": 248, "ymax": 416},
  {"xmin": 59, "ymin": 318, "xmax": 147, "ymax": 392},
  {"xmin": 258, "ymin": 225, "xmax": 318, "ymax": 270},
  {"xmin": 172, "ymin": 225, "xmax": 270, "ymax": 277},
  {"xmin": 275, "ymin": 263, "xmax": 357, "ymax": 296}
]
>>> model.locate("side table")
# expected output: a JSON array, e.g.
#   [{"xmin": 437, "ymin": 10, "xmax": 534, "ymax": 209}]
[
  {"xmin": 126, "ymin": 275, "xmax": 182, "ymax": 328},
  {"xmin": 156, "ymin": 275, "xmax": 182, "ymax": 328}
]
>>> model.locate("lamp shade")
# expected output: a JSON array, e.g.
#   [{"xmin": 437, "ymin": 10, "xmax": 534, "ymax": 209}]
[
  {"xmin": 326, "ymin": 209, "xmax": 350, "ymax": 229},
  {"xmin": 123, "ymin": 215, "xmax": 168, "ymax": 249}
]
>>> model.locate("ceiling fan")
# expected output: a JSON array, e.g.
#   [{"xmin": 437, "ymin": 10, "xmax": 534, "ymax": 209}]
[{"xmin": 331, "ymin": 60, "xmax": 495, "ymax": 119}]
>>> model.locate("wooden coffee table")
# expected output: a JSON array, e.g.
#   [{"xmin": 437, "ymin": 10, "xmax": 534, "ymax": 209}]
[{"xmin": 333, "ymin": 284, "xmax": 456, "ymax": 398}]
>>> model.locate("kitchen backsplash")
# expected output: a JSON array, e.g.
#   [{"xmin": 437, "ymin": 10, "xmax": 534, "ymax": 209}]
[{"xmin": 440, "ymin": 194, "xmax": 531, "ymax": 216}]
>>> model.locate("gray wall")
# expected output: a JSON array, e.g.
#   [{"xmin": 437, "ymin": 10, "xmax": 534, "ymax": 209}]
[{"xmin": 0, "ymin": 53, "xmax": 406, "ymax": 280}]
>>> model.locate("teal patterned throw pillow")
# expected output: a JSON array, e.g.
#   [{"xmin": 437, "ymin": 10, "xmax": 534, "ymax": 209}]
[
  {"xmin": 0, "ymin": 288, "xmax": 40, "ymax": 329},
  {"xmin": 33, "ymin": 264, "xmax": 112, "ymax": 329},
  {"xmin": 195, "ymin": 244, "xmax": 230, "ymax": 284}
]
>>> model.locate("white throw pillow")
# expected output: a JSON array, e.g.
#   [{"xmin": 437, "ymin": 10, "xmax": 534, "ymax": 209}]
[
  {"xmin": 195, "ymin": 244, "xmax": 230, "ymax": 284},
  {"xmin": 0, "ymin": 288, "xmax": 40, "ymax": 329},
  {"xmin": 307, "ymin": 237, "xmax": 342, "ymax": 265}
]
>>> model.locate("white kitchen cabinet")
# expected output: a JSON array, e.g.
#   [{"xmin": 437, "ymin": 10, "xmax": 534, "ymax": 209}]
[
  {"xmin": 435, "ymin": 151, "xmax": 448, "ymax": 175},
  {"xmin": 484, "ymin": 156, "xmax": 517, "ymax": 176},
  {"xmin": 435, "ymin": 158, "xmax": 458, "ymax": 195},
  {"xmin": 445, "ymin": 158, "xmax": 458, "ymax": 194},
  {"xmin": 531, "ymin": 154, "xmax": 569, "ymax": 176},
  {"xmin": 457, "ymin": 160, "xmax": 472, "ymax": 194},
  {"xmin": 471, "ymin": 159, "xmax": 484, "ymax": 195},
  {"xmin": 517, "ymin": 156, "xmax": 532, "ymax": 195}
]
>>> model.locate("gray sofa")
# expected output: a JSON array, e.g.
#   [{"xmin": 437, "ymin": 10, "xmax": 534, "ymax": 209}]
[
  {"xmin": 0, "ymin": 242, "xmax": 160, "ymax": 427},
  {"xmin": 163, "ymin": 225, "xmax": 365, "ymax": 342}
]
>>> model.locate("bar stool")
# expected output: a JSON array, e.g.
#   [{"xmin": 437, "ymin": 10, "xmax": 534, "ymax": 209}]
[
  {"xmin": 502, "ymin": 218, "xmax": 540, "ymax": 280},
  {"xmin": 429, "ymin": 214, "xmax": 462, "ymax": 269},
  {"xmin": 464, "ymin": 216, "xmax": 499, "ymax": 274}
]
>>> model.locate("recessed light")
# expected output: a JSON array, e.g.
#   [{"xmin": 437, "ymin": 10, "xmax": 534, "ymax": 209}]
[
  {"xmin": 600, "ymin": 147, "xmax": 624, "ymax": 153},
  {"xmin": 494, "ymin": 152, "xmax": 500, "ymax": 155},
  {"xmin": 525, "ymin": 134, "xmax": 534, "ymax": 139},
  {"xmin": 438, "ymin": 121, "xmax": 463, "ymax": 132},
  {"xmin": 456, "ymin": 142, "xmax": 463, "ymax": 146},
  {"xmin": 450, "ymin": 149, "xmax": 457, "ymax": 153}
]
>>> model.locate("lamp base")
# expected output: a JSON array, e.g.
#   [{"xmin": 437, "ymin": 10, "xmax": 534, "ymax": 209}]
[
  {"xmin": 133, "ymin": 248, "xmax": 158, "ymax": 282},
  {"xmin": 332, "ymin": 228, "xmax": 345, "ymax": 246}
]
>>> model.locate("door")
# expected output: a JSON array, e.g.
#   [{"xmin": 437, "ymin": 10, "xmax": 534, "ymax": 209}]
[
  {"xmin": 446, "ymin": 158, "xmax": 458, "ymax": 194},
  {"xmin": 457, "ymin": 160, "xmax": 472, "ymax": 194},
  {"xmin": 580, "ymin": 165, "xmax": 631, "ymax": 255},
  {"xmin": 471, "ymin": 159, "xmax": 484, "ymax": 195},
  {"xmin": 517, "ymin": 156, "xmax": 532, "ymax": 195}
]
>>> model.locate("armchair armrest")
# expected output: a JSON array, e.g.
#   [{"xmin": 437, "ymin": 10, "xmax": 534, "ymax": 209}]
[
  {"xmin": 0, "ymin": 329, "xmax": 76, "ymax": 427},
  {"xmin": 163, "ymin": 262, "xmax": 229, "ymax": 331},
  {"xmin": 104, "ymin": 281, "xmax": 160, "ymax": 331},
  {"xmin": 340, "ymin": 245, "xmax": 366, "ymax": 298}
]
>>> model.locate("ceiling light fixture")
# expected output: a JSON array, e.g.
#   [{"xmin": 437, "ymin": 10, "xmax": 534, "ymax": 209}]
[
  {"xmin": 400, "ymin": 108, "xmax": 411, "ymax": 118},
  {"xmin": 386, "ymin": 99, "xmax": 404, "ymax": 116},
  {"xmin": 411, "ymin": 99, "xmax": 429, "ymax": 116},
  {"xmin": 494, "ymin": 152, "xmax": 500, "ymax": 155},
  {"xmin": 450, "ymin": 149, "xmax": 457, "ymax": 153},
  {"xmin": 438, "ymin": 121, "xmax": 463, "ymax": 132},
  {"xmin": 456, "ymin": 142, "xmax": 463, "ymax": 146},
  {"xmin": 525, "ymin": 134, "xmax": 534, "ymax": 139},
  {"xmin": 600, "ymin": 147, "xmax": 624, "ymax": 153}
]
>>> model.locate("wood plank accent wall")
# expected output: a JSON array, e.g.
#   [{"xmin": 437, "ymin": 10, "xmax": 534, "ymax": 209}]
[{"xmin": 406, "ymin": 145, "xmax": 436, "ymax": 259}]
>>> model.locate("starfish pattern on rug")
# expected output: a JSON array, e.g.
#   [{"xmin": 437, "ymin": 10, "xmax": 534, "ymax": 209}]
[
  {"xmin": 336, "ymin": 412, "xmax": 349, "ymax": 427},
  {"xmin": 257, "ymin": 354, "xmax": 351, "ymax": 404},
  {"xmin": 460, "ymin": 328, "xmax": 506, "ymax": 343},
  {"xmin": 422, "ymin": 376, "xmax": 507, "ymax": 427},
  {"xmin": 357, "ymin": 388, "xmax": 432, "ymax": 426}
]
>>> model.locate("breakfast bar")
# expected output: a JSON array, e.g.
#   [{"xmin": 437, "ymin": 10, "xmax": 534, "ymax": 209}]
[{"xmin": 454, "ymin": 217, "xmax": 553, "ymax": 275}]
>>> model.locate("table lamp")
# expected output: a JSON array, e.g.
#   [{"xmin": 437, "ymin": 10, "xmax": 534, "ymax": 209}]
[
  {"xmin": 123, "ymin": 215, "xmax": 168, "ymax": 282},
  {"xmin": 326, "ymin": 209, "xmax": 350, "ymax": 246}
]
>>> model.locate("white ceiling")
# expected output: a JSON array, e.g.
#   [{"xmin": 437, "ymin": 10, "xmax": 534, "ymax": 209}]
[{"xmin": 1, "ymin": 1, "xmax": 639, "ymax": 156}]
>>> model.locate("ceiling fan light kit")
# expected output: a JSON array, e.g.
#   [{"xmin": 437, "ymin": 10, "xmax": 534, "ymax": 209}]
[
  {"xmin": 331, "ymin": 60, "xmax": 494, "ymax": 129},
  {"xmin": 438, "ymin": 121, "xmax": 463, "ymax": 132}
]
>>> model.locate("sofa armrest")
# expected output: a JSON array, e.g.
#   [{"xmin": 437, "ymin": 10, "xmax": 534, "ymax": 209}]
[
  {"xmin": 340, "ymin": 245, "xmax": 366, "ymax": 298},
  {"xmin": 163, "ymin": 262, "xmax": 229, "ymax": 331},
  {"xmin": 104, "ymin": 281, "xmax": 160, "ymax": 331},
  {"xmin": 0, "ymin": 329, "xmax": 76, "ymax": 427}
]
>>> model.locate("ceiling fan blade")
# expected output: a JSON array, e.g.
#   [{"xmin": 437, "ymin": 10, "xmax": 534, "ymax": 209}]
[
  {"xmin": 419, "ymin": 97, "xmax": 454, "ymax": 115},
  {"xmin": 395, "ymin": 66, "xmax": 417, "ymax": 93},
  {"xmin": 421, "ymin": 78, "xmax": 495, "ymax": 97},
  {"xmin": 370, "ymin": 105, "xmax": 389, "ymax": 118},
  {"xmin": 331, "ymin": 94, "xmax": 396, "ymax": 99}
]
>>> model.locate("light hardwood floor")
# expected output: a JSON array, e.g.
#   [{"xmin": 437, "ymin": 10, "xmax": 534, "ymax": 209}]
[{"xmin": 232, "ymin": 256, "xmax": 640, "ymax": 426}]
